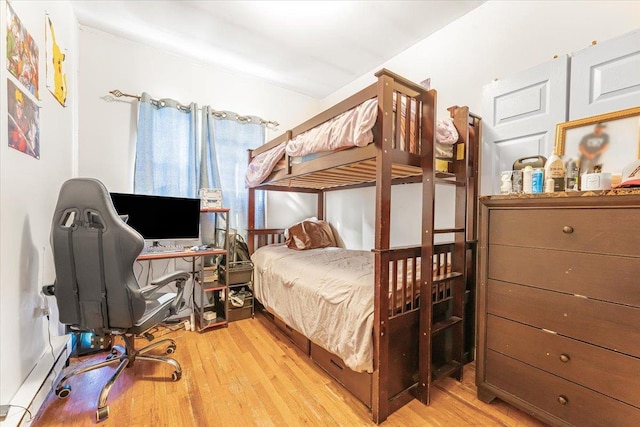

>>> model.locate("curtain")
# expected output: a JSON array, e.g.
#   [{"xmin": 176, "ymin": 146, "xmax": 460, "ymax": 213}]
[
  {"xmin": 133, "ymin": 93, "xmax": 266, "ymax": 239},
  {"xmin": 212, "ymin": 116, "xmax": 265, "ymax": 237},
  {"xmin": 199, "ymin": 106, "xmax": 221, "ymax": 189},
  {"xmin": 134, "ymin": 93, "xmax": 198, "ymax": 198}
]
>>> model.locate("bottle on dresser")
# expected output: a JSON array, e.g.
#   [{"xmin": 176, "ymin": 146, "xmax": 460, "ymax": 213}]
[
  {"xmin": 565, "ymin": 157, "xmax": 579, "ymax": 191},
  {"xmin": 544, "ymin": 152, "xmax": 566, "ymax": 192}
]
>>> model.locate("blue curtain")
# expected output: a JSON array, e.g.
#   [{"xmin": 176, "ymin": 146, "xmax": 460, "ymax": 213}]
[
  {"xmin": 212, "ymin": 116, "xmax": 265, "ymax": 237},
  {"xmin": 134, "ymin": 95, "xmax": 265, "ymax": 238},
  {"xmin": 199, "ymin": 106, "xmax": 221, "ymax": 189},
  {"xmin": 134, "ymin": 93, "xmax": 198, "ymax": 198}
]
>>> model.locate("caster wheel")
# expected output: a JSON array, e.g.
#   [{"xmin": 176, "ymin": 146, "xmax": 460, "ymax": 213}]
[
  {"xmin": 171, "ymin": 371, "xmax": 182, "ymax": 381},
  {"xmin": 106, "ymin": 348, "xmax": 118, "ymax": 361},
  {"xmin": 56, "ymin": 385, "xmax": 71, "ymax": 399},
  {"xmin": 166, "ymin": 345, "xmax": 176, "ymax": 355},
  {"xmin": 96, "ymin": 406, "xmax": 110, "ymax": 422}
]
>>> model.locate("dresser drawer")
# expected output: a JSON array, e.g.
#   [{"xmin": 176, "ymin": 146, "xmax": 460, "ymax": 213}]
[
  {"xmin": 310, "ymin": 342, "xmax": 372, "ymax": 408},
  {"xmin": 487, "ymin": 280, "xmax": 640, "ymax": 357},
  {"xmin": 486, "ymin": 350, "xmax": 640, "ymax": 427},
  {"xmin": 489, "ymin": 208, "xmax": 639, "ymax": 257},
  {"xmin": 274, "ymin": 316, "xmax": 310, "ymax": 355},
  {"xmin": 487, "ymin": 315, "xmax": 640, "ymax": 407},
  {"xmin": 488, "ymin": 245, "xmax": 640, "ymax": 307}
]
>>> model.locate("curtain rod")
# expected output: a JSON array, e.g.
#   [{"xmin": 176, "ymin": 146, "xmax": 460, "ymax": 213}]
[{"xmin": 108, "ymin": 89, "xmax": 279, "ymax": 129}]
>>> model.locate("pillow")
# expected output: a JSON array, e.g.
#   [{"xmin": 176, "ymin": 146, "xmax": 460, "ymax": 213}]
[
  {"xmin": 283, "ymin": 216, "xmax": 317, "ymax": 239},
  {"xmin": 286, "ymin": 219, "xmax": 337, "ymax": 250}
]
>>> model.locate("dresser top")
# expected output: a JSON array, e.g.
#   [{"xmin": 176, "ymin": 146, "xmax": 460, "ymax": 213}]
[
  {"xmin": 480, "ymin": 188, "xmax": 640, "ymax": 208},
  {"xmin": 481, "ymin": 188, "xmax": 640, "ymax": 201}
]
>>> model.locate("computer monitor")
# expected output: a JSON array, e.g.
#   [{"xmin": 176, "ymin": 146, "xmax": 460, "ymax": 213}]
[{"xmin": 110, "ymin": 193, "xmax": 200, "ymax": 241}]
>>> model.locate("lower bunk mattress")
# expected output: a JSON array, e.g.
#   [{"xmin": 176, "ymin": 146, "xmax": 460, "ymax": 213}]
[
  {"xmin": 252, "ymin": 244, "xmax": 422, "ymax": 374},
  {"xmin": 251, "ymin": 245, "xmax": 428, "ymax": 373}
]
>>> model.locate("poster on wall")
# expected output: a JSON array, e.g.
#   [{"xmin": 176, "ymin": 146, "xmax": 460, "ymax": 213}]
[
  {"xmin": 6, "ymin": 1, "xmax": 39, "ymax": 99},
  {"xmin": 8, "ymin": 79, "xmax": 40, "ymax": 159},
  {"xmin": 46, "ymin": 15, "xmax": 67, "ymax": 106}
]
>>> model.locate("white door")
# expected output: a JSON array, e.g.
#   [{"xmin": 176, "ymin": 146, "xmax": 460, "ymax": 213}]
[
  {"xmin": 481, "ymin": 56, "xmax": 569, "ymax": 195},
  {"xmin": 570, "ymin": 30, "xmax": 640, "ymax": 120}
]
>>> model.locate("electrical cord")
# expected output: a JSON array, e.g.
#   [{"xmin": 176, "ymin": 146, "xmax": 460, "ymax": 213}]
[
  {"xmin": 144, "ymin": 323, "xmax": 186, "ymax": 340},
  {"xmin": 40, "ymin": 291, "xmax": 59, "ymax": 384},
  {"xmin": 45, "ymin": 313, "xmax": 59, "ymax": 388},
  {"xmin": 134, "ymin": 260, "xmax": 144, "ymax": 281},
  {"xmin": 4, "ymin": 404, "xmax": 33, "ymax": 422},
  {"xmin": 147, "ymin": 261, "xmax": 153, "ymax": 286}
]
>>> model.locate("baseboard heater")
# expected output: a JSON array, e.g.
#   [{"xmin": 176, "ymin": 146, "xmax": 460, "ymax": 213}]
[{"xmin": 2, "ymin": 336, "xmax": 71, "ymax": 426}]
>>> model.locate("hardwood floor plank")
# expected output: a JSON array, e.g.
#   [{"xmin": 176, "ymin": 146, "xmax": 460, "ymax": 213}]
[{"xmin": 32, "ymin": 314, "xmax": 544, "ymax": 426}]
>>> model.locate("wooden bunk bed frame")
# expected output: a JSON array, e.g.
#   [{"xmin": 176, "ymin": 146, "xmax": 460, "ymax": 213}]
[{"xmin": 246, "ymin": 69, "xmax": 480, "ymax": 423}]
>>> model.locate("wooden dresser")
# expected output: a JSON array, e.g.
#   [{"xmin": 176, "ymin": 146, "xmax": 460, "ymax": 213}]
[{"xmin": 477, "ymin": 192, "xmax": 640, "ymax": 427}]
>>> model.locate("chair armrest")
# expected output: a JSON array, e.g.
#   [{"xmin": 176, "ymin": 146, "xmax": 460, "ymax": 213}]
[
  {"xmin": 150, "ymin": 271, "xmax": 190, "ymax": 288},
  {"xmin": 140, "ymin": 270, "xmax": 190, "ymax": 297}
]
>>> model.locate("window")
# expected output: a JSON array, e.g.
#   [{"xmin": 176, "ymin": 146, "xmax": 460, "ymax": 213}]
[
  {"xmin": 134, "ymin": 96, "xmax": 266, "ymax": 238},
  {"xmin": 211, "ymin": 119, "xmax": 265, "ymax": 236}
]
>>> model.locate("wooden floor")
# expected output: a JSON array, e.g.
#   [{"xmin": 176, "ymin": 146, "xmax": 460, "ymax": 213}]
[{"xmin": 33, "ymin": 312, "xmax": 545, "ymax": 426}]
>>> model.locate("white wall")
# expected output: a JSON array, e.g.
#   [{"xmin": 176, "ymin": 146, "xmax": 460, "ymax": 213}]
[
  {"xmin": 77, "ymin": 26, "xmax": 321, "ymax": 225},
  {"xmin": 322, "ymin": 0, "xmax": 640, "ymax": 250},
  {"xmin": 0, "ymin": 0, "xmax": 78, "ymax": 406}
]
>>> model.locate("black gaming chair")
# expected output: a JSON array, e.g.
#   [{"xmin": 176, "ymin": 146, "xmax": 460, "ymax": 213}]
[{"xmin": 46, "ymin": 178, "xmax": 190, "ymax": 421}]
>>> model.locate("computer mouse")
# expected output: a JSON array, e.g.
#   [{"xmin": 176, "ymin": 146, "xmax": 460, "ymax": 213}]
[{"xmin": 190, "ymin": 245, "xmax": 199, "ymax": 251}]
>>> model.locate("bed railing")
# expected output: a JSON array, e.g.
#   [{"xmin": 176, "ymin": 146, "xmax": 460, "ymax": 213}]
[
  {"xmin": 247, "ymin": 228, "xmax": 285, "ymax": 254},
  {"xmin": 350, "ymin": 243, "xmax": 454, "ymax": 318},
  {"xmin": 386, "ymin": 246, "xmax": 420, "ymax": 318}
]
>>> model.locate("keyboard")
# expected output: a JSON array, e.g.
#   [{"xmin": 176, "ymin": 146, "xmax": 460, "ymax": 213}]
[{"xmin": 141, "ymin": 245, "xmax": 185, "ymax": 255}]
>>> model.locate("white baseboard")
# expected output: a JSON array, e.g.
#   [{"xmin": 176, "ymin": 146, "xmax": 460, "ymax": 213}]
[{"xmin": 1, "ymin": 336, "xmax": 71, "ymax": 427}]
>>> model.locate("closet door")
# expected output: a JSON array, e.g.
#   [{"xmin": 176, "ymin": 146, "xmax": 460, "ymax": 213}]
[
  {"xmin": 570, "ymin": 30, "xmax": 640, "ymax": 120},
  {"xmin": 481, "ymin": 56, "xmax": 569, "ymax": 195}
]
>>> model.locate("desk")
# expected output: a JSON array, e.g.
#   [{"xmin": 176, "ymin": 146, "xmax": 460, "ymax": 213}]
[{"xmin": 137, "ymin": 248, "xmax": 225, "ymax": 261}]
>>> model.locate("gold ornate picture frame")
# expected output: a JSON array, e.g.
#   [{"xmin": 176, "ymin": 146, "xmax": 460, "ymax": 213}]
[{"xmin": 555, "ymin": 106, "xmax": 640, "ymax": 175}]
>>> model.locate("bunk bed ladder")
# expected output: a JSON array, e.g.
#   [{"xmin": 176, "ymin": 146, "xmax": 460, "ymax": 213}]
[{"xmin": 419, "ymin": 106, "xmax": 474, "ymax": 405}]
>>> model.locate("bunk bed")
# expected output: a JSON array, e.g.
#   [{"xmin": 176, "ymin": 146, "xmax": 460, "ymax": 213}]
[{"xmin": 245, "ymin": 69, "xmax": 481, "ymax": 424}]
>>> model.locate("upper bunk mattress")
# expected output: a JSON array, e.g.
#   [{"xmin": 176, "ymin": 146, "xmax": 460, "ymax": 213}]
[{"xmin": 286, "ymin": 98, "xmax": 378, "ymax": 157}]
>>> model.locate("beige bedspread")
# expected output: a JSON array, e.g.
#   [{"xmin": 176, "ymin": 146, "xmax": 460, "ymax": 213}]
[{"xmin": 252, "ymin": 245, "xmax": 376, "ymax": 373}]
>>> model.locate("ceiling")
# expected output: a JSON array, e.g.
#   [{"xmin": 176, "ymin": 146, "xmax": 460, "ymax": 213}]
[{"xmin": 72, "ymin": 0, "xmax": 484, "ymax": 99}]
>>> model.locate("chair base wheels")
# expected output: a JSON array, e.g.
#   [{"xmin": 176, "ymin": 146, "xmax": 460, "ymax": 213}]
[
  {"xmin": 172, "ymin": 370, "xmax": 182, "ymax": 381},
  {"xmin": 96, "ymin": 406, "xmax": 109, "ymax": 422},
  {"xmin": 166, "ymin": 344, "xmax": 176, "ymax": 355},
  {"xmin": 56, "ymin": 385, "xmax": 71, "ymax": 399}
]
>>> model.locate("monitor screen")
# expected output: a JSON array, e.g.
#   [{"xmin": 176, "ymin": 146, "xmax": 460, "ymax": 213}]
[{"xmin": 110, "ymin": 193, "xmax": 200, "ymax": 240}]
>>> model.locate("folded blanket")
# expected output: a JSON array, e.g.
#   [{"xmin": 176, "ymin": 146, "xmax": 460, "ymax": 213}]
[
  {"xmin": 436, "ymin": 119, "xmax": 458, "ymax": 145},
  {"xmin": 245, "ymin": 141, "xmax": 287, "ymax": 188}
]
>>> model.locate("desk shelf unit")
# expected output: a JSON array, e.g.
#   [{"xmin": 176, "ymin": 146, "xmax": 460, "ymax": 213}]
[
  {"xmin": 221, "ymin": 260, "xmax": 254, "ymax": 322},
  {"xmin": 137, "ymin": 248, "xmax": 226, "ymax": 330},
  {"xmin": 196, "ymin": 207, "xmax": 230, "ymax": 331}
]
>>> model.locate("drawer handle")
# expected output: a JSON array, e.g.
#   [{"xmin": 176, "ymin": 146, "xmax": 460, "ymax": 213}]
[
  {"xmin": 557, "ymin": 395, "xmax": 569, "ymax": 406},
  {"xmin": 329, "ymin": 359, "xmax": 344, "ymax": 371},
  {"xmin": 559, "ymin": 354, "xmax": 570, "ymax": 363},
  {"xmin": 562, "ymin": 226, "xmax": 574, "ymax": 234}
]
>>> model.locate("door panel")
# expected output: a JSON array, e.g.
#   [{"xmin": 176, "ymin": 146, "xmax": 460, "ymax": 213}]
[
  {"xmin": 482, "ymin": 56, "xmax": 569, "ymax": 195},
  {"xmin": 570, "ymin": 30, "xmax": 640, "ymax": 120},
  {"xmin": 495, "ymin": 133, "xmax": 545, "ymax": 173}
]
